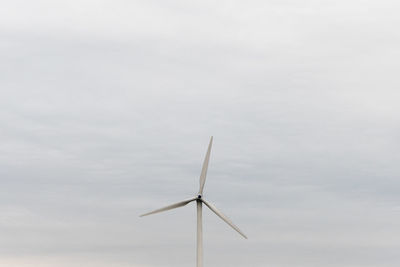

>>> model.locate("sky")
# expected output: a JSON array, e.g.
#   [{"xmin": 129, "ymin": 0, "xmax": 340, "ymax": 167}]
[{"xmin": 1, "ymin": 0, "xmax": 400, "ymax": 266}]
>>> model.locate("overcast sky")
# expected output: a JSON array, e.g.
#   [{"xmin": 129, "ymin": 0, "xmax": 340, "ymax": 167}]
[{"xmin": 1, "ymin": 1, "xmax": 400, "ymax": 266}]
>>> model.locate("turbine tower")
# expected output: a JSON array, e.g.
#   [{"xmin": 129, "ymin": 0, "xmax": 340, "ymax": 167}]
[{"xmin": 140, "ymin": 137, "xmax": 247, "ymax": 267}]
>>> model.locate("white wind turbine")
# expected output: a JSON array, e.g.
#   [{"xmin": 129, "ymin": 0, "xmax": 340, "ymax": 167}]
[{"xmin": 140, "ymin": 137, "xmax": 247, "ymax": 267}]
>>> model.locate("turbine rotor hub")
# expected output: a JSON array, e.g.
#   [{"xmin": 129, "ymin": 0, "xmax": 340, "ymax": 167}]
[{"xmin": 197, "ymin": 195, "xmax": 202, "ymax": 199}]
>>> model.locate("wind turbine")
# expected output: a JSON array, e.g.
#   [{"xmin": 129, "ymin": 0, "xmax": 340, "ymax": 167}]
[{"xmin": 140, "ymin": 137, "xmax": 247, "ymax": 267}]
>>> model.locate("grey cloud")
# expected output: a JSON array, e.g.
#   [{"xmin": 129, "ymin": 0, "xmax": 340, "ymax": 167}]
[{"xmin": 1, "ymin": 0, "xmax": 400, "ymax": 266}]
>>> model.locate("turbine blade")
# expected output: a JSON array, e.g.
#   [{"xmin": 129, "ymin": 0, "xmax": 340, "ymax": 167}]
[
  {"xmin": 140, "ymin": 197, "xmax": 197, "ymax": 217},
  {"xmin": 198, "ymin": 136, "xmax": 213, "ymax": 195},
  {"xmin": 202, "ymin": 199, "xmax": 247, "ymax": 239}
]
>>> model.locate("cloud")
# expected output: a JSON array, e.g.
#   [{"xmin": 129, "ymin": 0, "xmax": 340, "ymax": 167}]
[{"xmin": 1, "ymin": 0, "xmax": 400, "ymax": 266}]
